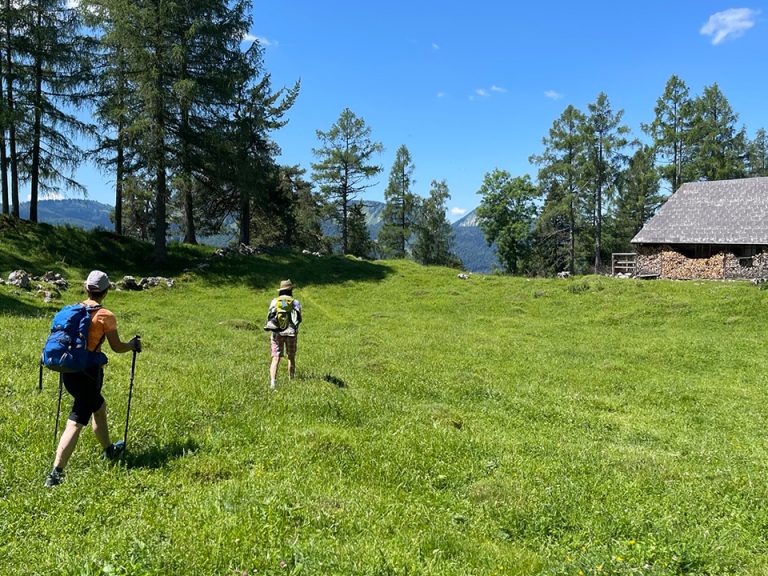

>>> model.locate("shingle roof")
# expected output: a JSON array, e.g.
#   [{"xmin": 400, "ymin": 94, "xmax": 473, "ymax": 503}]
[{"xmin": 631, "ymin": 177, "xmax": 768, "ymax": 245}]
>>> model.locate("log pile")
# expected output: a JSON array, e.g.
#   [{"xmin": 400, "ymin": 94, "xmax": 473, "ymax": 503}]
[
  {"xmin": 723, "ymin": 252, "xmax": 768, "ymax": 279},
  {"xmin": 661, "ymin": 248, "xmax": 724, "ymax": 279},
  {"xmin": 636, "ymin": 246, "xmax": 662, "ymax": 276}
]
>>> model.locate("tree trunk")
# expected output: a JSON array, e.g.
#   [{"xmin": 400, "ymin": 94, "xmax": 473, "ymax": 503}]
[
  {"xmin": 153, "ymin": 150, "xmax": 167, "ymax": 261},
  {"xmin": 180, "ymin": 49, "xmax": 196, "ymax": 245},
  {"xmin": 115, "ymin": 129, "xmax": 124, "ymax": 236},
  {"xmin": 5, "ymin": 0, "xmax": 19, "ymax": 219},
  {"xmin": 0, "ymin": 45, "xmax": 8, "ymax": 215},
  {"xmin": 30, "ymin": 14, "xmax": 43, "ymax": 223},
  {"xmin": 568, "ymin": 195, "xmax": 575, "ymax": 275},
  {"xmin": 239, "ymin": 189, "xmax": 250, "ymax": 246},
  {"xmin": 152, "ymin": 92, "xmax": 167, "ymax": 260}
]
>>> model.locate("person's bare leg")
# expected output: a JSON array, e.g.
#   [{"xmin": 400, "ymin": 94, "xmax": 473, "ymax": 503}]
[
  {"xmin": 53, "ymin": 420, "xmax": 84, "ymax": 470},
  {"xmin": 91, "ymin": 402, "xmax": 111, "ymax": 449},
  {"xmin": 287, "ymin": 357, "xmax": 295, "ymax": 380},
  {"xmin": 270, "ymin": 356, "xmax": 280, "ymax": 389}
]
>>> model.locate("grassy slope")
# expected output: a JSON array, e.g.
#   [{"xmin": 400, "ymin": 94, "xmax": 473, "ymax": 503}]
[{"xmin": 2, "ymin": 218, "xmax": 768, "ymax": 575}]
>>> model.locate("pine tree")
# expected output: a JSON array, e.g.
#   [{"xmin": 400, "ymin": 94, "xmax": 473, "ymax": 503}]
[
  {"xmin": 379, "ymin": 144, "xmax": 417, "ymax": 258},
  {"xmin": 747, "ymin": 128, "xmax": 768, "ymax": 176},
  {"xmin": 312, "ymin": 108, "xmax": 382, "ymax": 254},
  {"xmin": 612, "ymin": 145, "xmax": 662, "ymax": 250},
  {"xmin": 529, "ymin": 104, "xmax": 586, "ymax": 274},
  {"xmin": 25, "ymin": 0, "xmax": 92, "ymax": 223},
  {"xmin": 688, "ymin": 83, "xmax": 747, "ymax": 181},
  {"xmin": 582, "ymin": 92, "xmax": 631, "ymax": 272},
  {"xmin": 346, "ymin": 202, "xmax": 374, "ymax": 258},
  {"xmin": 2, "ymin": 0, "xmax": 25, "ymax": 218},
  {"xmin": 643, "ymin": 75, "xmax": 694, "ymax": 193},
  {"xmin": 412, "ymin": 179, "xmax": 461, "ymax": 268}
]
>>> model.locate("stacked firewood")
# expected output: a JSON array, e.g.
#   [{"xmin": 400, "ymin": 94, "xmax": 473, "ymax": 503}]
[
  {"xmin": 723, "ymin": 252, "xmax": 768, "ymax": 279},
  {"xmin": 661, "ymin": 249, "xmax": 724, "ymax": 279},
  {"xmin": 636, "ymin": 246, "xmax": 662, "ymax": 276}
]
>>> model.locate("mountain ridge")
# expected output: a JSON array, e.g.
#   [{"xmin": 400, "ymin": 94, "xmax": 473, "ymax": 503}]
[{"xmin": 14, "ymin": 198, "xmax": 497, "ymax": 272}]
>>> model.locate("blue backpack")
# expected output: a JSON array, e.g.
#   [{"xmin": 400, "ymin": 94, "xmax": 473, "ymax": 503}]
[{"xmin": 41, "ymin": 303, "xmax": 108, "ymax": 373}]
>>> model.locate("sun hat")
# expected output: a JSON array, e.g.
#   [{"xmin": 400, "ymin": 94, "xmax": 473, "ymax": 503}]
[
  {"xmin": 85, "ymin": 270, "xmax": 110, "ymax": 292},
  {"xmin": 278, "ymin": 279, "xmax": 293, "ymax": 291}
]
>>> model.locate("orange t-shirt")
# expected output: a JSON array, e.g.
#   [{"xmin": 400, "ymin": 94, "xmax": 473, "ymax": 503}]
[{"xmin": 83, "ymin": 300, "xmax": 117, "ymax": 352}]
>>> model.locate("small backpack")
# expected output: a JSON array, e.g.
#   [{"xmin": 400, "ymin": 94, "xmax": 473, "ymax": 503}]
[
  {"xmin": 275, "ymin": 295, "xmax": 296, "ymax": 331},
  {"xmin": 265, "ymin": 295, "xmax": 301, "ymax": 335},
  {"xmin": 41, "ymin": 303, "xmax": 108, "ymax": 373}
]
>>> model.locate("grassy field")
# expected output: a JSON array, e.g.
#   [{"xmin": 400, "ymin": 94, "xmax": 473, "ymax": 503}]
[{"xmin": 2, "ymin": 217, "xmax": 768, "ymax": 575}]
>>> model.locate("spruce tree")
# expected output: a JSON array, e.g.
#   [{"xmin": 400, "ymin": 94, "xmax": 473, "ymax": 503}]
[
  {"xmin": 688, "ymin": 83, "xmax": 747, "ymax": 181},
  {"xmin": 312, "ymin": 108, "xmax": 382, "ymax": 254},
  {"xmin": 379, "ymin": 144, "xmax": 417, "ymax": 258},
  {"xmin": 529, "ymin": 104, "xmax": 587, "ymax": 274},
  {"xmin": 582, "ymin": 92, "xmax": 631, "ymax": 272},
  {"xmin": 643, "ymin": 75, "xmax": 694, "ymax": 193},
  {"xmin": 412, "ymin": 179, "xmax": 461, "ymax": 268}
]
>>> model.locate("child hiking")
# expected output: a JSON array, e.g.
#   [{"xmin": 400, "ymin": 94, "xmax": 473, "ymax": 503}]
[
  {"xmin": 44, "ymin": 270, "xmax": 141, "ymax": 488},
  {"xmin": 264, "ymin": 279, "xmax": 302, "ymax": 391}
]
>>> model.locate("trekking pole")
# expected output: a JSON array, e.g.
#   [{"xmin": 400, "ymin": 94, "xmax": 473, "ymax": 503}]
[
  {"xmin": 38, "ymin": 361, "xmax": 43, "ymax": 392},
  {"xmin": 53, "ymin": 373, "xmax": 63, "ymax": 448},
  {"xmin": 123, "ymin": 336, "xmax": 140, "ymax": 447}
]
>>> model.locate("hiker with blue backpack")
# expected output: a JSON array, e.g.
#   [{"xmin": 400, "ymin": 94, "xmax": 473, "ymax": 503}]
[
  {"xmin": 43, "ymin": 270, "xmax": 141, "ymax": 487},
  {"xmin": 264, "ymin": 279, "xmax": 302, "ymax": 391}
]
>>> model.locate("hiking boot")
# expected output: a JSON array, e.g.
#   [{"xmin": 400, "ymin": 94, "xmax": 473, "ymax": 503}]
[
  {"xmin": 103, "ymin": 440, "xmax": 125, "ymax": 461},
  {"xmin": 44, "ymin": 468, "xmax": 64, "ymax": 488}
]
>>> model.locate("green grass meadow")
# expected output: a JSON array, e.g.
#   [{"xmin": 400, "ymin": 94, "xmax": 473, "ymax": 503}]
[{"xmin": 2, "ymin": 218, "xmax": 768, "ymax": 575}]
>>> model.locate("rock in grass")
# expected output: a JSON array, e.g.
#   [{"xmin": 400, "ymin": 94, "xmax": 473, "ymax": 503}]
[{"xmin": 7, "ymin": 270, "xmax": 31, "ymax": 289}]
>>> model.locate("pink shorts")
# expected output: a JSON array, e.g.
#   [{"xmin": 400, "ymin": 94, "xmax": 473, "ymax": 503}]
[{"xmin": 271, "ymin": 334, "xmax": 297, "ymax": 359}]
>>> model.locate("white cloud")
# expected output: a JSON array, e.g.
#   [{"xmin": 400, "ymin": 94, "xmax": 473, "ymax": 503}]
[
  {"xmin": 475, "ymin": 88, "xmax": 489, "ymax": 97},
  {"xmin": 243, "ymin": 34, "xmax": 279, "ymax": 47},
  {"xmin": 450, "ymin": 207, "xmax": 467, "ymax": 217},
  {"xmin": 700, "ymin": 8, "xmax": 759, "ymax": 45},
  {"xmin": 432, "ymin": 42, "xmax": 440, "ymax": 50},
  {"xmin": 490, "ymin": 85, "xmax": 507, "ymax": 93},
  {"xmin": 436, "ymin": 91, "xmax": 446, "ymax": 98},
  {"xmin": 544, "ymin": 89, "xmax": 564, "ymax": 100}
]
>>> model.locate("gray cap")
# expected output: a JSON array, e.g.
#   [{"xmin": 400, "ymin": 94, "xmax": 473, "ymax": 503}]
[{"xmin": 85, "ymin": 270, "xmax": 110, "ymax": 292}]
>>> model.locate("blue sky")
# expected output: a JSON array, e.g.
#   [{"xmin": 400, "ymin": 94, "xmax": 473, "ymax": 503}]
[{"xmin": 78, "ymin": 1, "xmax": 767, "ymax": 221}]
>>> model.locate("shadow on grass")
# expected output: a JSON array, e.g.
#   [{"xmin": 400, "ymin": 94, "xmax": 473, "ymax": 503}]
[
  {"xmin": 124, "ymin": 438, "xmax": 199, "ymax": 469},
  {"xmin": 0, "ymin": 292, "xmax": 46, "ymax": 317},
  {"xmin": 198, "ymin": 250, "xmax": 395, "ymax": 291},
  {"xmin": 1, "ymin": 217, "xmax": 394, "ymax": 290},
  {"xmin": 0, "ymin": 216, "xmax": 210, "ymax": 278}
]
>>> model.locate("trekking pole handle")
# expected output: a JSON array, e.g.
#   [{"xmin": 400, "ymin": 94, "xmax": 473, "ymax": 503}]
[{"xmin": 132, "ymin": 334, "xmax": 142, "ymax": 353}]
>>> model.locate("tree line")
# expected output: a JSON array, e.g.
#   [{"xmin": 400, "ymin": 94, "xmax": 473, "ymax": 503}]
[
  {"xmin": 0, "ymin": 1, "xmax": 460, "ymax": 267},
  {"xmin": 478, "ymin": 76, "xmax": 768, "ymax": 276},
  {"xmin": 1, "ymin": 4, "xmax": 765, "ymax": 274},
  {"xmin": 0, "ymin": 0, "xmax": 306, "ymax": 261}
]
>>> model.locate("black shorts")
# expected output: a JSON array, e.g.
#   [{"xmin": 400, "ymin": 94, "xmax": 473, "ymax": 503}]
[{"xmin": 63, "ymin": 365, "xmax": 105, "ymax": 426}]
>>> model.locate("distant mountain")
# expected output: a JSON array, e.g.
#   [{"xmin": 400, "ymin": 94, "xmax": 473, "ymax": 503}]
[
  {"xmin": 15, "ymin": 198, "xmax": 498, "ymax": 272},
  {"xmin": 359, "ymin": 201, "xmax": 497, "ymax": 273},
  {"xmin": 451, "ymin": 209, "xmax": 499, "ymax": 273},
  {"xmin": 19, "ymin": 199, "xmax": 113, "ymax": 230}
]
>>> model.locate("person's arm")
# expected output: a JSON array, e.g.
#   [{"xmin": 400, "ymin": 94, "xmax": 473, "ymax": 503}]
[{"xmin": 105, "ymin": 330, "xmax": 141, "ymax": 353}]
